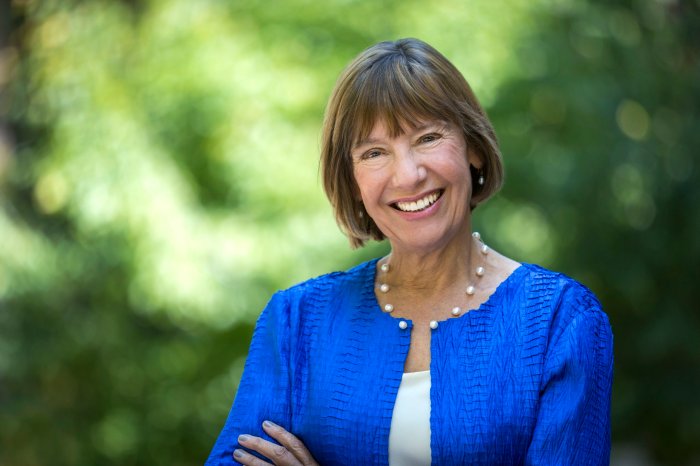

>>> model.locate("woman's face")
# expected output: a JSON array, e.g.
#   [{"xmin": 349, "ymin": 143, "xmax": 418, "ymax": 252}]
[{"xmin": 351, "ymin": 119, "xmax": 480, "ymax": 254}]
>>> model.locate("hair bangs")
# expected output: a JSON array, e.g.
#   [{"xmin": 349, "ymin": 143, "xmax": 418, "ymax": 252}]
[{"xmin": 347, "ymin": 54, "xmax": 460, "ymax": 148}]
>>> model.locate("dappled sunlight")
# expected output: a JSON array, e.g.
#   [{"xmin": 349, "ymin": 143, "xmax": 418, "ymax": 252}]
[{"xmin": 4, "ymin": 0, "xmax": 553, "ymax": 330}]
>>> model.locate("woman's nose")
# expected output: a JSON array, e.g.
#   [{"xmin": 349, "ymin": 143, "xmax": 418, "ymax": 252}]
[{"xmin": 392, "ymin": 150, "xmax": 427, "ymax": 189}]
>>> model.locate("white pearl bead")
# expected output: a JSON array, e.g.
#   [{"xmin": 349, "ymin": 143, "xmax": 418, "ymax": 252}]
[
  {"xmin": 399, "ymin": 321, "xmax": 408, "ymax": 330},
  {"xmin": 380, "ymin": 283, "xmax": 390, "ymax": 293},
  {"xmin": 380, "ymin": 263, "xmax": 389, "ymax": 272},
  {"xmin": 480, "ymin": 244, "xmax": 489, "ymax": 255},
  {"xmin": 476, "ymin": 266, "xmax": 485, "ymax": 277},
  {"xmin": 384, "ymin": 303, "xmax": 394, "ymax": 313},
  {"xmin": 430, "ymin": 320, "xmax": 438, "ymax": 330},
  {"xmin": 472, "ymin": 231, "xmax": 480, "ymax": 240},
  {"xmin": 466, "ymin": 285, "xmax": 475, "ymax": 295},
  {"xmin": 451, "ymin": 307, "xmax": 461, "ymax": 316}
]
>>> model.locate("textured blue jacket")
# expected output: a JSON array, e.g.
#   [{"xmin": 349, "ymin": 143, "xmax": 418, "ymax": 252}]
[{"xmin": 206, "ymin": 260, "xmax": 613, "ymax": 465}]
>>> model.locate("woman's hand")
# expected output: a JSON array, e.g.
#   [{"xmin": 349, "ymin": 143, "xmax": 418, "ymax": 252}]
[{"xmin": 233, "ymin": 421, "xmax": 319, "ymax": 466}]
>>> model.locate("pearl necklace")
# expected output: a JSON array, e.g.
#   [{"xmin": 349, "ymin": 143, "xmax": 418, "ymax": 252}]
[{"xmin": 377, "ymin": 232, "xmax": 489, "ymax": 330}]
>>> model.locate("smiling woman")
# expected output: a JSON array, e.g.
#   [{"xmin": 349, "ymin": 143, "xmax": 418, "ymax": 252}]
[
  {"xmin": 322, "ymin": 40, "xmax": 503, "ymax": 250},
  {"xmin": 205, "ymin": 38, "xmax": 613, "ymax": 466},
  {"xmin": 350, "ymin": 119, "xmax": 473, "ymax": 255}
]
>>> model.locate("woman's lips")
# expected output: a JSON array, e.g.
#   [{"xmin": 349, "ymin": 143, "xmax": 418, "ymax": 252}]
[{"xmin": 392, "ymin": 189, "xmax": 444, "ymax": 212}]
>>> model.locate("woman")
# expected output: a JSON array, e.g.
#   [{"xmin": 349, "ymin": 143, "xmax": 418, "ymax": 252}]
[{"xmin": 206, "ymin": 38, "xmax": 613, "ymax": 465}]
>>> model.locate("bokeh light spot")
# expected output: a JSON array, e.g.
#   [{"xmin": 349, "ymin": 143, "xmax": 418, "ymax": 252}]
[
  {"xmin": 33, "ymin": 171, "xmax": 69, "ymax": 214},
  {"xmin": 616, "ymin": 99, "xmax": 650, "ymax": 140}
]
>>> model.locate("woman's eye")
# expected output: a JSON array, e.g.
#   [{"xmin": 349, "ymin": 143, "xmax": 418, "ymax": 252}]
[
  {"xmin": 419, "ymin": 133, "xmax": 441, "ymax": 144},
  {"xmin": 362, "ymin": 149, "xmax": 382, "ymax": 160}
]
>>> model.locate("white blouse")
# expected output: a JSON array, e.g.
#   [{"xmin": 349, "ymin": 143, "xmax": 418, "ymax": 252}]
[{"xmin": 388, "ymin": 370, "xmax": 432, "ymax": 465}]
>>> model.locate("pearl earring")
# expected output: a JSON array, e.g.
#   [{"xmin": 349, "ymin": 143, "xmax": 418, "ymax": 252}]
[{"xmin": 478, "ymin": 173, "xmax": 485, "ymax": 186}]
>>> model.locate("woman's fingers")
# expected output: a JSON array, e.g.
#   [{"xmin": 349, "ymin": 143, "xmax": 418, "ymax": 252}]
[
  {"xmin": 234, "ymin": 422, "xmax": 318, "ymax": 466},
  {"xmin": 261, "ymin": 421, "xmax": 318, "ymax": 466},
  {"xmin": 232, "ymin": 446, "xmax": 273, "ymax": 466},
  {"xmin": 236, "ymin": 431, "xmax": 301, "ymax": 466}
]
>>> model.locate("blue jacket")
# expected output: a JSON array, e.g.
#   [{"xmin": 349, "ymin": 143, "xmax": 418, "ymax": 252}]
[{"xmin": 206, "ymin": 260, "xmax": 613, "ymax": 465}]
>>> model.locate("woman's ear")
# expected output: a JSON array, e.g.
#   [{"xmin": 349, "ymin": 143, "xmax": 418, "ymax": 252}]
[
  {"xmin": 467, "ymin": 148, "xmax": 484, "ymax": 170},
  {"xmin": 469, "ymin": 164, "xmax": 481, "ymax": 184}
]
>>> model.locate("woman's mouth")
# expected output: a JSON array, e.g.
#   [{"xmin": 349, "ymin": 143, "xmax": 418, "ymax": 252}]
[{"xmin": 392, "ymin": 190, "xmax": 443, "ymax": 213}]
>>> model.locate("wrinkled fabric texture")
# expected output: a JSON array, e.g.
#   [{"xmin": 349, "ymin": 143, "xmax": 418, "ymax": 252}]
[{"xmin": 206, "ymin": 260, "xmax": 613, "ymax": 466}]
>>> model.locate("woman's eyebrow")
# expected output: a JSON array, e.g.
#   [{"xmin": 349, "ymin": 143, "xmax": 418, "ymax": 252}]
[
  {"xmin": 353, "ymin": 137, "xmax": 383, "ymax": 148},
  {"xmin": 412, "ymin": 120, "xmax": 449, "ymax": 132}
]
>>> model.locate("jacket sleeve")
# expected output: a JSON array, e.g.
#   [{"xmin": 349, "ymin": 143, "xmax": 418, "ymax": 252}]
[
  {"xmin": 525, "ymin": 302, "xmax": 614, "ymax": 466},
  {"xmin": 205, "ymin": 291, "xmax": 293, "ymax": 465}
]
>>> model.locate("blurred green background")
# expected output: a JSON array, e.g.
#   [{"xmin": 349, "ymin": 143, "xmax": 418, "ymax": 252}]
[{"xmin": 1, "ymin": 0, "xmax": 698, "ymax": 464}]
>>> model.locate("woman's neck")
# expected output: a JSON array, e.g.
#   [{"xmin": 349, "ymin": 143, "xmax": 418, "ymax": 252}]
[{"xmin": 384, "ymin": 233, "xmax": 476, "ymax": 296}]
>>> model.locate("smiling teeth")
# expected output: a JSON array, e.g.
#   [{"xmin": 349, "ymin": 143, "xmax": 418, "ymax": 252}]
[{"xmin": 396, "ymin": 191, "xmax": 440, "ymax": 212}]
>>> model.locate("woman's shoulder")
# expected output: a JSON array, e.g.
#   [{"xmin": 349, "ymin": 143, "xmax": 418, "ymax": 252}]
[
  {"xmin": 518, "ymin": 263, "xmax": 602, "ymax": 308},
  {"xmin": 515, "ymin": 262, "xmax": 610, "ymax": 335},
  {"xmin": 269, "ymin": 258, "xmax": 377, "ymax": 308},
  {"xmin": 488, "ymin": 250, "xmax": 602, "ymax": 318},
  {"xmin": 255, "ymin": 259, "xmax": 378, "ymax": 340}
]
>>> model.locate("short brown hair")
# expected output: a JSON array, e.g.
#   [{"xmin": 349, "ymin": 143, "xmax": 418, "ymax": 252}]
[{"xmin": 321, "ymin": 38, "xmax": 503, "ymax": 248}]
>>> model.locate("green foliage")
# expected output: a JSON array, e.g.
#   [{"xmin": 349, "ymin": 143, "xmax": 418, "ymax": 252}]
[{"xmin": 1, "ymin": 0, "xmax": 698, "ymax": 464}]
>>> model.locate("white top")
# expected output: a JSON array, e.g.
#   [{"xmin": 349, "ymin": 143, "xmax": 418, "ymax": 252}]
[{"xmin": 389, "ymin": 370, "xmax": 432, "ymax": 465}]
